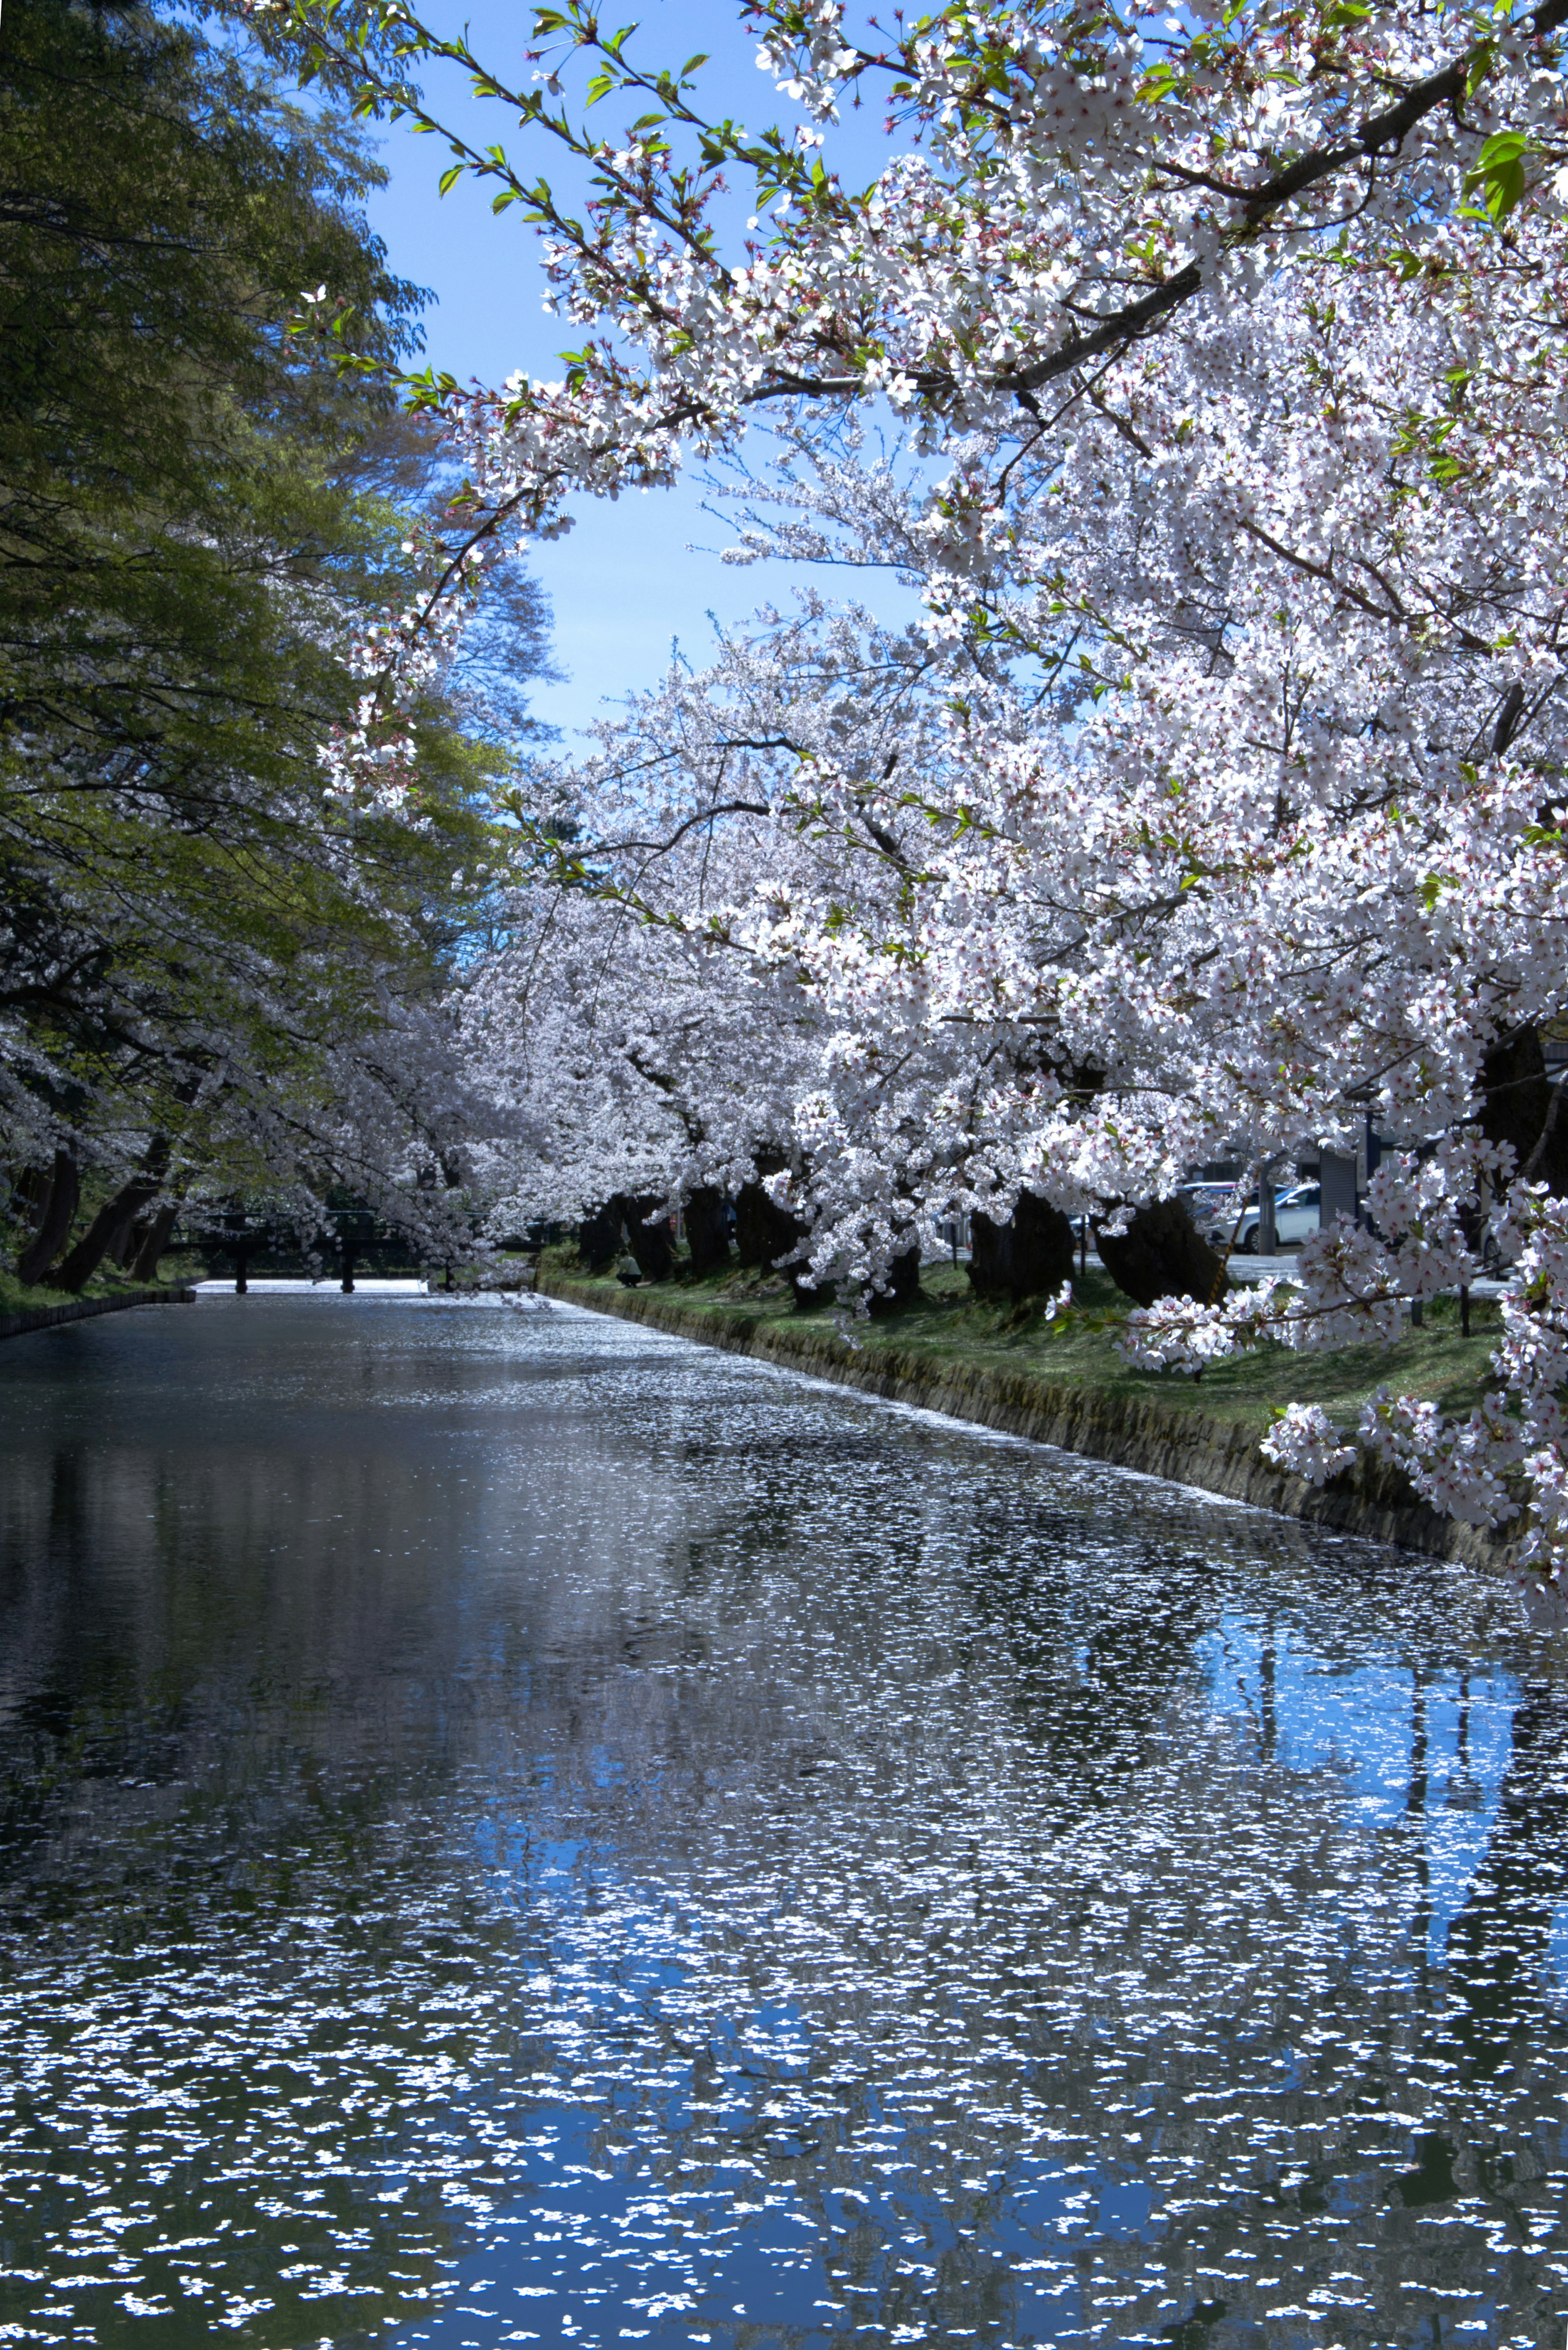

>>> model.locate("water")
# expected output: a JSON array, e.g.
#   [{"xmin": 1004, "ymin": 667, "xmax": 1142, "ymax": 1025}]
[{"xmin": 1, "ymin": 1295, "xmax": 1566, "ymax": 2350}]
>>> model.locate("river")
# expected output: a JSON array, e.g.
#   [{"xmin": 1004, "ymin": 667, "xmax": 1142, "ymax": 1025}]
[{"xmin": 1, "ymin": 1293, "xmax": 1566, "ymax": 2350}]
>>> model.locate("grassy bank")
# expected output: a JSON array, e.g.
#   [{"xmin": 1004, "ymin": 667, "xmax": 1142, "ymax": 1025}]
[
  {"xmin": 538, "ymin": 1249, "xmax": 1501, "ymax": 1446},
  {"xmin": 0, "ymin": 1258, "xmax": 200, "ymax": 1322}
]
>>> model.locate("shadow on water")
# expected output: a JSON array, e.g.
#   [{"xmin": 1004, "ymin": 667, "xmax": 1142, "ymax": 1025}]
[{"xmin": 1, "ymin": 1298, "xmax": 1567, "ymax": 2350}]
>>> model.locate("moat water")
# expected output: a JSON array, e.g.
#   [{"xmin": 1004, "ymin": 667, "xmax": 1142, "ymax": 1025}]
[{"xmin": 2, "ymin": 1295, "xmax": 1567, "ymax": 2350}]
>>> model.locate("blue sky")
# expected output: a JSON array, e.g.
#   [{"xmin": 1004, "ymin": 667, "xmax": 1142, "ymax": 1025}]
[{"xmin": 360, "ymin": 0, "xmax": 920, "ymax": 740}]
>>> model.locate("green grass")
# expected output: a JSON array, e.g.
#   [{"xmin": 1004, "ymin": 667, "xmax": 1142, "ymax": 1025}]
[
  {"xmin": 539, "ymin": 1248, "xmax": 1502, "ymax": 1440},
  {"xmin": 0, "ymin": 1258, "xmax": 198, "ymax": 1319}
]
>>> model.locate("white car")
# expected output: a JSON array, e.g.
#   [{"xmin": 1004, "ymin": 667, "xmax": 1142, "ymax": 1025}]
[{"xmin": 1197, "ymin": 1183, "xmax": 1323, "ymax": 1252}]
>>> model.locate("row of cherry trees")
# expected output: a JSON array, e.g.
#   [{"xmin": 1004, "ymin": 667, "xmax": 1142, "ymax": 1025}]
[{"xmin": 272, "ymin": 0, "xmax": 1568, "ymax": 1565}]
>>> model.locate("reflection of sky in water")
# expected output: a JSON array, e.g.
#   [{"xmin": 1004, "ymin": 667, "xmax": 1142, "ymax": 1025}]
[
  {"xmin": 408, "ymin": 1818, "xmax": 1108, "ymax": 2350},
  {"xmin": 4, "ymin": 1300, "xmax": 1568, "ymax": 2350},
  {"xmin": 1200, "ymin": 1622, "xmax": 1519, "ymax": 1952}
]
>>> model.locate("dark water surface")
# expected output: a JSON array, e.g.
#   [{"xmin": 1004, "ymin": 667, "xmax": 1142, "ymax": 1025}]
[{"xmin": 2, "ymin": 1296, "xmax": 1568, "ymax": 2350}]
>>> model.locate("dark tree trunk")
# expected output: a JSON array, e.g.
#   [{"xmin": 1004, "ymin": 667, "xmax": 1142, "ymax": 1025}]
[
  {"xmin": 733, "ymin": 1178, "xmax": 815, "ymax": 1301},
  {"xmin": 10, "ymin": 1163, "xmax": 49, "ymax": 1222},
  {"xmin": 578, "ymin": 1202, "xmax": 624, "ymax": 1273},
  {"xmin": 967, "ymin": 1192, "xmax": 1076, "ymax": 1304},
  {"xmin": 107, "ymin": 1172, "xmax": 166, "ymax": 1268},
  {"xmin": 734, "ymin": 1179, "xmax": 801, "ymax": 1268},
  {"xmin": 47, "ymin": 1136, "xmax": 172, "ymax": 1294},
  {"xmin": 340, "ymin": 1230, "xmax": 358, "ymax": 1293},
  {"xmin": 616, "ymin": 1193, "xmax": 674, "ymax": 1284},
  {"xmin": 682, "ymin": 1186, "xmax": 732, "ymax": 1279},
  {"xmin": 16, "ymin": 1150, "xmax": 79, "ymax": 1285},
  {"xmin": 866, "ymin": 1245, "xmax": 921, "ymax": 1317},
  {"xmin": 1480, "ymin": 1024, "xmax": 1568, "ymax": 1194},
  {"xmin": 1094, "ymin": 1196, "xmax": 1227, "ymax": 1308},
  {"xmin": 130, "ymin": 1201, "xmax": 180, "ymax": 1283},
  {"xmin": 48, "ymin": 1172, "xmax": 163, "ymax": 1294}
]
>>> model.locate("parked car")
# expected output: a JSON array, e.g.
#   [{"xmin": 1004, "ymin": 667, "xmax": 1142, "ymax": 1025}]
[
  {"xmin": 1178, "ymin": 1181, "xmax": 1236, "ymax": 1231},
  {"xmin": 1231, "ymin": 1183, "xmax": 1323, "ymax": 1251},
  {"xmin": 1189, "ymin": 1182, "xmax": 1323, "ymax": 1252}
]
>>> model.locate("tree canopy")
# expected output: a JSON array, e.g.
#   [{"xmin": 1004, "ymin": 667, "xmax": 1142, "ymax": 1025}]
[
  {"xmin": 0, "ymin": 0, "xmax": 552, "ymax": 1284},
  {"xmin": 30, "ymin": 0, "xmax": 1568, "ymax": 1569},
  {"xmin": 241, "ymin": 0, "xmax": 1568, "ymax": 1570}
]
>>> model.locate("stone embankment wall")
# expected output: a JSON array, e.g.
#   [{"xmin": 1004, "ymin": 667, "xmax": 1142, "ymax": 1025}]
[
  {"xmin": 538, "ymin": 1272, "xmax": 1511, "ymax": 1571},
  {"xmin": 0, "ymin": 1287, "xmax": 196, "ymax": 1342}
]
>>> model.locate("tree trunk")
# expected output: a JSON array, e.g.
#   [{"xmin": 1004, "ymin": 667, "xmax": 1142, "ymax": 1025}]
[
  {"xmin": 682, "ymin": 1186, "xmax": 732, "ymax": 1279},
  {"xmin": 1480, "ymin": 1024, "xmax": 1568, "ymax": 1194},
  {"xmin": 616, "ymin": 1193, "xmax": 674, "ymax": 1284},
  {"xmin": 129, "ymin": 1200, "xmax": 180, "ymax": 1283},
  {"xmin": 47, "ymin": 1172, "xmax": 162, "ymax": 1293},
  {"xmin": 967, "ymin": 1192, "xmax": 1076, "ymax": 1303},
  {"xmin": 105, "ymin": 1175, "xmax": 163, "ymax": 1270},
  {"xmin": 9, "ymin": 1162, "xmax": 50, "ymax": 1224},
  {"xmin": 734, "ymin": 1179, "xmax": 800, "ymax": 1268},
  {"xmin": 578, "ymin": 1202, "xmax": 624, "ymax": 1273},
  {"xmin": 866, "ymin": 1245, "xmax": 921, "ymax": 1317},
  {"xmin": 1094, "ymin": 1196, "xmax": 1227, "ymax": 1308},
  {"xmin": 16, "ymin": 1150, "xmax": 80, "ymax": 1285},
  {"xmin": 47, "ymin": 1135, "xmax": 172, "ymax": 1294},
  {"xmin": 733, "ymin": 1178, "xmax": 815, "ymax": 1301}
]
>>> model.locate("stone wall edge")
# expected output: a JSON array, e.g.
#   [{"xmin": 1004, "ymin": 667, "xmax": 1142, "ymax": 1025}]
[
  {"xmin": 0, "ymin": 1287, "xmax": 196, "ymax": 1343},
  {"xmin": 537, "ymin": 1274, "xmax": 1511, "ymax": 1572}
]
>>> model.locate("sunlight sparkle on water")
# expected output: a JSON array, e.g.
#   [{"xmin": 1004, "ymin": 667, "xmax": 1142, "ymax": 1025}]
[{"xmin": 1, "ymin": 1297, "xmax": 1566, "ymax": 2350}]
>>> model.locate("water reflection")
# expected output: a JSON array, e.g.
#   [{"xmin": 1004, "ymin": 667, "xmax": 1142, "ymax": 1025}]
[{"xmin": 1, "ymin": 1297, "xmax": 1566, "ymax": 2350}]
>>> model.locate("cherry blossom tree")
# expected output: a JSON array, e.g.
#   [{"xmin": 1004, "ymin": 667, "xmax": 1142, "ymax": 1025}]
[
  {"xmin": 461, "ymin": 245, "xmax": 1568, "ymax": 1556},
  {"xmin": 250, "ymin": 0, "xmax": 1568, "ymax": 1565},
  {"xmin": 257, "ymin": 0, "xmax": 1568, "ymax": 523}
]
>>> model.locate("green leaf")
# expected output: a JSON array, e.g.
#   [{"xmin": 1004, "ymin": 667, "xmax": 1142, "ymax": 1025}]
[
  {"xmin": 1463, "ymin": 128, "xmax": 1534, "ymax": 223},
  {"xmin": 1466, "ymin": 38, "xmax": 1497, "ymax": 95}
]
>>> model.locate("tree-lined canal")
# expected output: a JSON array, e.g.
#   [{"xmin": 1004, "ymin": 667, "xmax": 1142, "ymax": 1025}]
[{"xmin": 2, "ymin": 1296, "xmax": 1566, "ymax": 2350}]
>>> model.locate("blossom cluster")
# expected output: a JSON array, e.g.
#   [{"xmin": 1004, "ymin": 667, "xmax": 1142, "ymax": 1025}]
[
  {"xmin": 453, "ymin": 181, "xmax": 1568, "ymax": 1565},
  {"xmin": 256, "ymin": 0, "xmax": 1568, "ymax": 1570}
]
